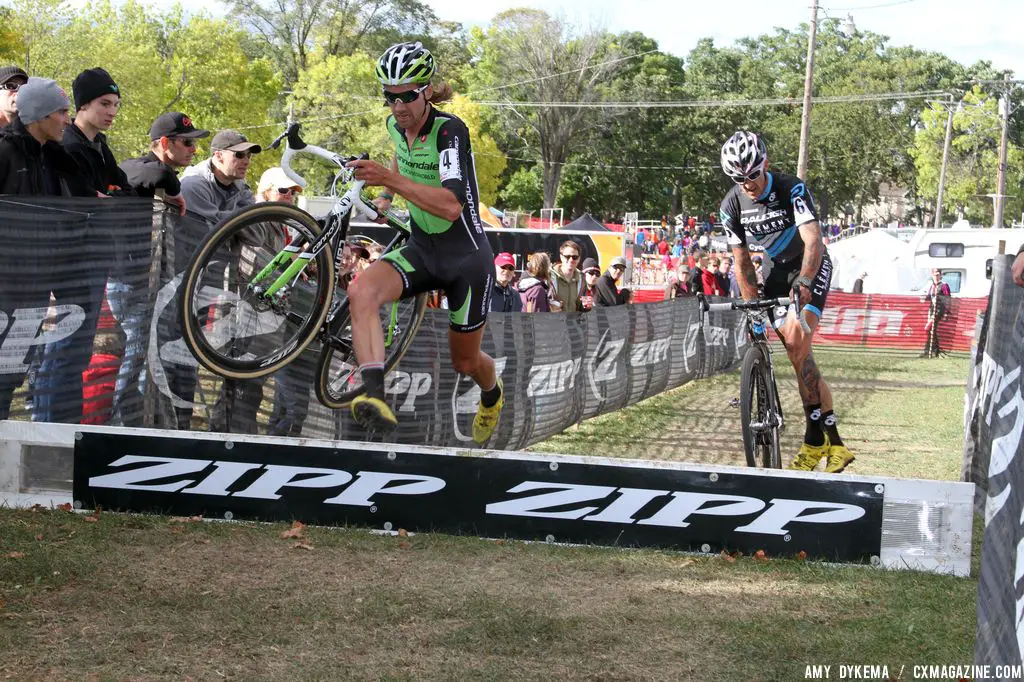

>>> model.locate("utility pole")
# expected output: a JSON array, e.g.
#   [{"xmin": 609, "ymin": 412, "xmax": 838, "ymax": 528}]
[
  {"xmin": 934, "ymin": 95, "xmax": 956, "ymax": 229},
  {"xmin": 994, "ymin": 75, "xmax": 1011, "ymax": 228},
  {"xmin": 796, "ymin": 0, "xmax": 819, "ymax": 181}
]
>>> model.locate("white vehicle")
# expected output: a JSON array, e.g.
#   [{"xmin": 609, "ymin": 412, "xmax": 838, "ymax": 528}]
[
  {"xmin": 907, "ymin": 228, "xmax": 1024, "ymax": 297},
  {"xmin": 829, "ymin": 227, "xmax": 1024, "ymax": 297}
]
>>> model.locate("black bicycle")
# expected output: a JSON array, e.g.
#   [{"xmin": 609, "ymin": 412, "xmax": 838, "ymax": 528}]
[
  {"xmin": 700, "ymin": 295, "xmax": 808, "ymax": 469},
  {"xmin": 178, "ymin": 123, "xmax": 427, "ymax": 410}
]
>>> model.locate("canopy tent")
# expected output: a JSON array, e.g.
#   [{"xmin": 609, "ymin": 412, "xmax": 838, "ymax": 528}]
[
  {"xmin": 563, "ymin": 213, "xmax": 612, "ymax": 232},
  {"xmin": 826, "ymin": 229, "xmax": 929, "ymax": 295}
]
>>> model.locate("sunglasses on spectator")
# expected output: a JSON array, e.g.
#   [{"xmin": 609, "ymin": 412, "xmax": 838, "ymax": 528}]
[
  {"xmin": 612, "ymin": 265, "xmax": 626, "ymax": 271},
  {"xmin": 500, "ymin": 265, "xmax": 515, "ymax": 271},
  {"xmin": 382, "ymin": 84, "xmax": 429, "ymax": 106},
  {"xmin": 171, "ymin": 137, "xmax": 196, "ymax": 148},
  {"xmin": 585, "ymin": 270, "xmax": 600, "ymax": 276},
  {"xmin": 2, "ymin": 80, "xmax": 25, "ymax": 92},
  {"xmin": 275, "ymin": 187, "xmax": 297, "ymax": 195},
  {"xmin": 727, "ymin": 165, "xmax": 764, "ymax": 184},
  {"xmin": 561, "ymin": 253, "xmax": 579, "ymax": 261},
  {"xmin": 232, "ymin": 150, "xmax": 253, "ymax": 159}
]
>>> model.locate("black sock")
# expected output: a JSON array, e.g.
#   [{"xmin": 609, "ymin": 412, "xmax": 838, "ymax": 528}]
[
  {"xmin": 481, "ymin": 380, "xmax": 502, "ymax": 408},
  {"xmin": 804, "ymin": 404, "xmax": 825, "ymax": 447},
  {"xmin": 822, "ymin": 410, "xmax": 844, "ymax": 446},
  {"xmin": 360, "ymin": 363, "xmax": 385, "ymax": 400}
]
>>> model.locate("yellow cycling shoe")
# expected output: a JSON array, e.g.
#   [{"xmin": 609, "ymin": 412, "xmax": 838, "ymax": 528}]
[
  {"xmin": 350, "ymin": 395, "xmax": 398, "ymax": 432},
  {"xmin": 786, "ymin": 435, "xmax": 831, "ymax": 472},
  {"xmin": 472, "ymin": 378, "xmax": 504, "ymax": 444},
  {"xmin": 825, "ymin": 444, "xmax": 855, "ymax": 474}
]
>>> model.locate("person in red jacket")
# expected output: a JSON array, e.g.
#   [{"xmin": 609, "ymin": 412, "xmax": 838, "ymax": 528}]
[{"xmin": 702, "ymin": 256, "xmax": 725, "ymax": 296}]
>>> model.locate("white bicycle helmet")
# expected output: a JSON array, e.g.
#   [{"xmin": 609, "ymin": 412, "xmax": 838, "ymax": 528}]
[
  {"xmin": 720, "ymin": 131, "xmax": 767, "ymax": 180},
  {"xmin": 376, "ymin": 42, "xmax": 436, "ymax": 86}
]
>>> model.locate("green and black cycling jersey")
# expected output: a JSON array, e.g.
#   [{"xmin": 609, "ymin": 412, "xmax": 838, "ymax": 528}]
[
  {"xmin": 719, "ymin": 171, "xmax": 819, "ymax": 267},
  {"xmin": 381, "ymin": 106, "xmax": 494, "ymax": 332},
  {"xmin": 385, "ymin": 107, "xmax": 487, "ymax": 249}
]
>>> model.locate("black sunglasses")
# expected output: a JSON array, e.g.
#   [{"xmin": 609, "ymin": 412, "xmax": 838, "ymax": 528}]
[
  {"xmin": 170, "ymin": 137, "xmax": 196, "ymax": 148},
  {"xmin": 500, "ymin": 265, "xmax": 515, "ymax": 271},
  {"xmin": 728, "ymin": 166, "xmax": 764, "ymax": 184},
  {"xmin": 561, "ymin": 253, "xmax": 579, "ymax": 261},
  {"xmin": 382, "ymin": 84, "xmax": 428, "ymax": 106},
  {"xmin": 275, "ymin": 187, "xmax": 296, "ymax": 195},
  {"xmin": 1, "ymin": 80, "xmax": 24, "ymax": 92},
  {"xmin": 232, "ymin": 150, "xmax": 253, "ymax": 159}
]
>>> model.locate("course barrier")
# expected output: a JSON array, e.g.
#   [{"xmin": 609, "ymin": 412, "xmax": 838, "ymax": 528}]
[
  {"xmin": 0, "ymin": 197, "xmax": 752, "ymax": 448},
  {"xmin": 967, "ymin": 256, "xmax": 1024, "ymax": 668},
  {"xmin": 0, "ymin": 420, "xmax": 973, "ymax": 576}
]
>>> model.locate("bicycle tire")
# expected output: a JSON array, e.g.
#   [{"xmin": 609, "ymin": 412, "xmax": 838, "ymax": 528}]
[
  {"xmin": 314, "ymin": 292, "xmax": 428, "ymax": 409},
  {"xmin": 179, "ymin": 203, "xmax": 335, "ymax": 380},
  {"xmin": 739, "ymin": 346, "xmax": 782, "ymax": 469}
]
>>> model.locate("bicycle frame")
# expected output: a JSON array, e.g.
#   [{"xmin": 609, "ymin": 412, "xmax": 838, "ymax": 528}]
[{"xmin": 250, "ymin": 128, "xmax": 411, "ymax": 303}]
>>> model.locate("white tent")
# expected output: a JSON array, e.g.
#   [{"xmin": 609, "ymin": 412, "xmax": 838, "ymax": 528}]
[{"xmin": 827, "ymin": 229, "xmax": 930, "ymax": 295}]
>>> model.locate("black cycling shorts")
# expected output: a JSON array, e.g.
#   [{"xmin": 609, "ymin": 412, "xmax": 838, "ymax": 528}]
[
  {"xmin": 763, "ymin": 251, "xmax": 833, "ymax": 321},
  {"xmin": 380, "ymin": 238, "xmax": 494, "ymax": 333}
]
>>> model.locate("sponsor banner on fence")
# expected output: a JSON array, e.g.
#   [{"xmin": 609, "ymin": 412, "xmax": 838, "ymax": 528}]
[
  {"xmin": 73, "ymin": 430, "xmax": 885, "ymax": 562},
  {"xmin": 0, "ymin": 198, "xmax": 747, "ymax": 450},
  {"xmin": 972, "ymin": 256, "xmax": 1024, "ymax": 668}
]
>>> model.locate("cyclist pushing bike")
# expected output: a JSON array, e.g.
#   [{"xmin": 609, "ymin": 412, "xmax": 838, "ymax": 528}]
[
  {"xmin": 344, "ymin": 42, "xmax": 502, "ymax": 441},
  {"xmin": 718, "ymin": 131, "xmax": 854, "ymax": 473}
]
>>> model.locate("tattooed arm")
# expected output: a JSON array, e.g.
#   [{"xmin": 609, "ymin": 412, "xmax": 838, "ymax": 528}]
[{"xmin": 732, "ymin": 247, "xmax": 759, "ymax": 301}]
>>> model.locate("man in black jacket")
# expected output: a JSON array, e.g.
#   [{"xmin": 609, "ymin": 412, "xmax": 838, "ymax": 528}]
[
  {"xmin": 120, "ymin": 111, "xmax": 209, "ymax": 216},
  {"xmin": 34, "ymin": 68, "xmax": 129, "ymax": 423},
  {"xmin": 0, "ymin": 77, "xmax": 94, "ymax": 419},
  {"xmin": 109, "ymin": 112, "xmax": 209, "ymax": 425},
  {"xmin": 596, "ymin": 256, "xmax": 630, "ymax": 307}
]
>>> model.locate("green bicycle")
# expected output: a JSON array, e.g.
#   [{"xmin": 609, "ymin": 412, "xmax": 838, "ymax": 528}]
[{"xmin": 178, "ymin": 123, "xmax": 427, "ymax": 409}]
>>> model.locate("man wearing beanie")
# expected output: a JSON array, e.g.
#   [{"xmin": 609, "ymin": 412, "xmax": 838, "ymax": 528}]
[
  {"xmin": 0, "ymin": 65, "xmax": 28, "ymax": 128},
  {"xmin": 0, "ymin": 77, "xmax": 93, "ymax": 421},
  {"xmin": 0, "ymin": 77, "xmax": 91, "ymax": 196},
  {"xmin": 62, "ymin": 67, "xmax": 130, "ymax": 195}
]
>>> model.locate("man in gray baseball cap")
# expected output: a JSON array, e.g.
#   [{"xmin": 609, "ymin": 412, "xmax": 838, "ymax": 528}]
[{"xmin": 180, "ymin": 129, "xmax": 261, "ymax": 227}]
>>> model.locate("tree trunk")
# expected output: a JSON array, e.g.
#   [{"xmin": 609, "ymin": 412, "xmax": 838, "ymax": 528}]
[{"xmin": 543, "ymin": 161, "xmax": 563, "ymax": 209}]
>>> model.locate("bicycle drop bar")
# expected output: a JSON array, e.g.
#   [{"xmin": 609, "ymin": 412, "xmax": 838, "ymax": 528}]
[{"xmin": 700, "ymin": 296, "xmax": 790, "ymax": 313}]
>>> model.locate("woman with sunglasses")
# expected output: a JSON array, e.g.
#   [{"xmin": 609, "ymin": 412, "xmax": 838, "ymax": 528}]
[
  {"xmin": 718, "ymin": 130, "xmax": 852, "ymax": 474},
  {"xmin": 343, "ymin": 41, "xmax": 502, "ymax": 444}
]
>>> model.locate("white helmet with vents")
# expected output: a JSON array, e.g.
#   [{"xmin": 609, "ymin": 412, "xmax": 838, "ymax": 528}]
[
  {"xmin": 720, "ymin": 131, "xmax": 767, "ymax": 180},
  {"xmin": 376, "ymin": 42, "xmax": 436, "ymax": 86}
]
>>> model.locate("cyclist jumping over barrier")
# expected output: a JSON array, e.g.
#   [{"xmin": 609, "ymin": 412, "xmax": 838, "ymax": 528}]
[
  {"xmin": 718, "ymin": 131, "xmax": 854, "ymax": 473},
  {"xmin": 345, "ymin": 42, "xmax": 503, "ymax": 441}
]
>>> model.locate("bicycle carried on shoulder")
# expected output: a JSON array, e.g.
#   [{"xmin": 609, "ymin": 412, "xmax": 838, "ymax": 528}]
[
  {"xmin": 178, "ymin": 123, "xmax": 427, "ymax": 410},
  {"xmin": 699, "ymin": 294, "xmax": 809, "ymax": 469}
]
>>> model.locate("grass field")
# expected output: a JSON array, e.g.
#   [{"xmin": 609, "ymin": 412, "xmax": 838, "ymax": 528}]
[{"xmin": 0, "ymin": 349, "xmax": 978, "ymax": 680}]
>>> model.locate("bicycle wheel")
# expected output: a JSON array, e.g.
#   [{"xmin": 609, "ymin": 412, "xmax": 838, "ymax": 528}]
[
  {"xmin": 314, "ymin": 292, "xmax": 428, "ymax": 409},
  {"xmin": 179, "ymin": 203, "xmax": 335, "ymax": 380},
  {"xmin": 739, "ymin": 346, "xmax": 782, "ymax": 469}
]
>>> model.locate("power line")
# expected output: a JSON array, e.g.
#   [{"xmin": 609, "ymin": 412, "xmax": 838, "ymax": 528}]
[
  {"xmin": 473, "ymin": 90, "xmax": 947, "ymax": 109},
  {"xmin": 824, "ymin": 0, "xmax": 917, "ymax": 10},
  {"xmin": 464, "ymin": 48, "xmax": 661, "ymax": 97}
]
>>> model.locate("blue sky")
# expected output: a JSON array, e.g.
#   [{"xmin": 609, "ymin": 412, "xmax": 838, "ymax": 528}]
[{"xmin": 425, "ymin": 0, "xmax": 1022, "ymax": 77}]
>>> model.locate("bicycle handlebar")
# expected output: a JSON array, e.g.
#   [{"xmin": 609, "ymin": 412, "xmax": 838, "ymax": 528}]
[{"xmin": 699, "ymin": 294, "xmax": 813, "ymax": 333}]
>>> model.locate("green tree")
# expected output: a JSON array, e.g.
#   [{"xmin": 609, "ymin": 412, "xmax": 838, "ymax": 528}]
[
  {"xmin": 911, "ymin": 87, "xmax": 1023, "ymax": 226},
  {"xmin": 498, "ymin": 165, "xmax": 542, "ymax": 212}
]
